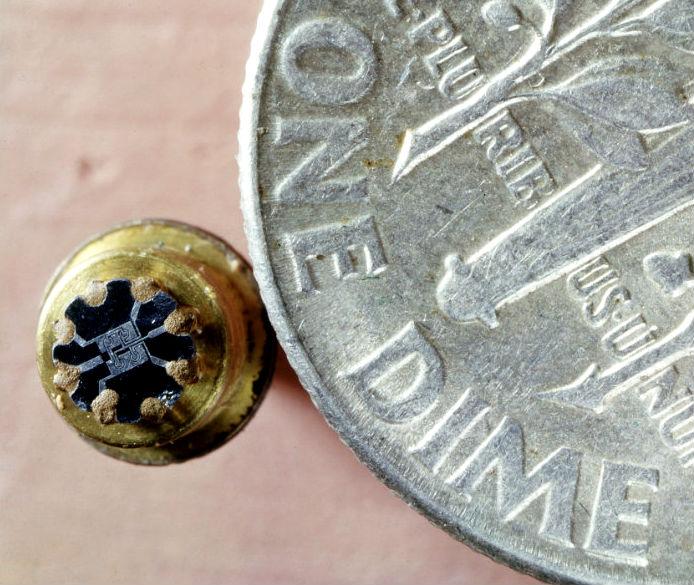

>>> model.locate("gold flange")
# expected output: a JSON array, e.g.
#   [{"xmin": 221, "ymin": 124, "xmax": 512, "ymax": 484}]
[{"xmin": 36, "ymin": 220, "xmax": 276, "ymax": 465}]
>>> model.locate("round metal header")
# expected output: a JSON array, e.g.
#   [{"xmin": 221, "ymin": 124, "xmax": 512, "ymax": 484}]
[{"xmin": 37, "ymin": 220, "xmax": 276, "ymax": 465}]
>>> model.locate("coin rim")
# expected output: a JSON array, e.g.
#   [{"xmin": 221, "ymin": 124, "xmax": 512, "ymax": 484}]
[{"xmin": 239, "ymin": 3, "xmax": 632, "ymax": 583}]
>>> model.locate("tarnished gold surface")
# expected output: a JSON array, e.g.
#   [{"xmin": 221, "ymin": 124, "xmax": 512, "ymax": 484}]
[{"xmin": 36, "ymin": 220, "xmax": 276, "ymax": 465}]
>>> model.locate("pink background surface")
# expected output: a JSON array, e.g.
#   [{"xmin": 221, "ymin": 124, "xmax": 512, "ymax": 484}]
[{"xmin": 0, "ymin": 2, "xmax": 542, "ymax": 584}]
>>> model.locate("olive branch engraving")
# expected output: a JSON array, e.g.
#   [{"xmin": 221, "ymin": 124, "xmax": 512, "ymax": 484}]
[{"xmin": 393, "ymin": 0, "xmax": 694, "ymax": 180}]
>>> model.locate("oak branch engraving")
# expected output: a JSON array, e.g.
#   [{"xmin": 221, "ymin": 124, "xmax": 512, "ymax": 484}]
[{"xmin": 394, "ymin": 0, "xmax": 694, "ymax": 180}]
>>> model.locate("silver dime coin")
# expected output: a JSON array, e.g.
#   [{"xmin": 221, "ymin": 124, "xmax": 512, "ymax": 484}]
[{"xmin": 240, "ymin": 0, "xmax": 694, "ymax": 583}]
